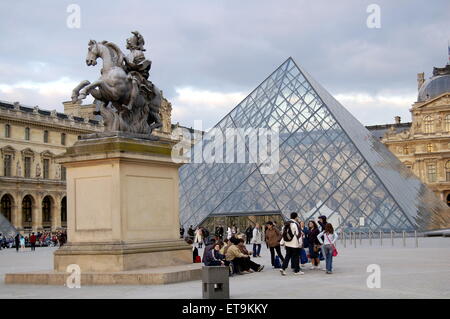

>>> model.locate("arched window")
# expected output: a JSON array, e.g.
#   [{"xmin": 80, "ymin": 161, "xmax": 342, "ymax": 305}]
[
  {"xmin": 427, "ymin": 143, "xmax": 433, "ymax": 153},
  {"xmin": 5, "ymin": 124, "xmax": 10, "ymax": 138},
  {"xmin": 42, "ymin": 196, "xmax": 52, "ymax": 224},
  {"xmin": 25, "ymin": 127, "xmax": 30, "ymax": 140},
  {"xmin": 22, "ymin": 195, "xmax": 33, "ymax": 225},
  {"xmin": 61, "ymin": 197, "xmax": 67, "ymax": 224},
  {"xmin": 1, "ymin": 194, "xmax": 12, "ymax": 222},
  {"xmin": 427, "ymin": 163, "xmax": 437, "ymax": 183},
  {"xmin": 445, "ymin": 115, "xmax": 450, "ymax": 132},
  {"xmin": 423, "ymin": 116, "xmax": 433, "ymax": 133},
  {"xmin": 446, "ymin": 161, "xmax": 450, "ymax": 181}
]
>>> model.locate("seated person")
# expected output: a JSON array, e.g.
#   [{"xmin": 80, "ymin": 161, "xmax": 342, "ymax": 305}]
[
  {"xmin": 220, "ymin": 238, "xmax": 231, "ymax": 255},
  {"xmin": 225, "ymin": 237, "xmax": 264, "ymax": 274},
  {"xmin": 238, "ymin": 238, "xmax": 253, "ymax": 256},
  {"xmin": 204, "ymin": 243, "xmax": 230, "ymax": 267}
]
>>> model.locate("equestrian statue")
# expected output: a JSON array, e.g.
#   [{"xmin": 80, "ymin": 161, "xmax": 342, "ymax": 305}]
[{"xmin": 71, "ymin": 31, "xmax": 163, "ymax": 134}]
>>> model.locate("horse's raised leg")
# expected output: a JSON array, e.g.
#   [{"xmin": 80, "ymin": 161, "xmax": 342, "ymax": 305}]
[
  {"xmin": 72, "ymin": 80, "xmax": 90, "ymax": 103},
  {"xmin": 79, "ymin": 80, "xmax": 103, "ymax": 100}
]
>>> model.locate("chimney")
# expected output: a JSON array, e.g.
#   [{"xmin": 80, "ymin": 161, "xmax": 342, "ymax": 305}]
[
  {"xmin": 417, "ymin": 72, "xmax": 425, "ymax": 90},
  {"xmin": 394, "ymin": 116, "xmax": 401, "ymax": 124}
]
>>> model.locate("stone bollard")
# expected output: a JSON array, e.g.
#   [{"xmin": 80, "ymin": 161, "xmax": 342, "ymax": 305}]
[{"xmin": 202, "ymin": 266, "xmax": 230, "ymax": 299}]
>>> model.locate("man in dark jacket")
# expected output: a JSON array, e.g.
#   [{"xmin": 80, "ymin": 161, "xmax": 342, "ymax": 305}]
[
  {"xmin": 245, "ymin": 225, "xmax": 253, "ymax": 244},
  {"xmin": 29, "ymin": 232, "xmax": 37, "ymax": 251},
  {"xmin": 14, "ymin": 233, "xmax": 20, "ymax": 252}
]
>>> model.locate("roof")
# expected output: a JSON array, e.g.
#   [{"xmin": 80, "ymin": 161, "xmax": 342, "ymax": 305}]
[{"xmin": 0, "ymin": 100, "xmax": 99, "ymax": 125}]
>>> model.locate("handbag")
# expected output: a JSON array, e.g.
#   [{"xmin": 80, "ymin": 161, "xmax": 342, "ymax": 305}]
[{"xmin": 325, "ymin": 233, "xmax": 338, "ymax": 257}]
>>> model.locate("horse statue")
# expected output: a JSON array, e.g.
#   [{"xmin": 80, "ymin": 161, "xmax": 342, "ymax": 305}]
[{"xmin": 71, "ymin": 32, "xmax": 163, "ymax": 134}]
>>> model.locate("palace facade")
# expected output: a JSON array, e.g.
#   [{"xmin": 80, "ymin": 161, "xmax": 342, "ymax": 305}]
[
  {"xmin": 367, "ymin": 64, "xmax": 450, "ymax": 205},
  {"xmin": 0, "ymin": 100, "xmax": 102, "ymax": 233}
]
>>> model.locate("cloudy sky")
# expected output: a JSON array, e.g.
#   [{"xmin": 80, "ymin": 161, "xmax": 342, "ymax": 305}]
[{"xmin": 1, "ymin": 0, "xmax": 449, "ymax": 129}]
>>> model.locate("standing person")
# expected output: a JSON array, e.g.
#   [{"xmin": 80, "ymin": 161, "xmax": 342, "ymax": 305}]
[
  {"xmin": 251, "ymin": 223, "xmax": 263, "ymax": 257},
  {"xmin": 299, "ymin": 221, "xmax": 309, "ymax": 267},
  {"xmin": 280, "ymin": 212, "xmax": 304, "ymax": 276},
  {"xmin": 179, "ymin": 227, "xmax": 185, "ymax": 239},
  {"xmin": 201, "ymin": 227, "xmax": 210, "ymax": 246},
  {"xmin": 245, "ymin": 225, "xmax": 253, "ymax": 245},
  {"xmin": 265, "ymin": 221, "xmax": 285, "ymax": 268},
  {"xmin": 231, "ymin": 224, "xmax": 237, "ymax": 237},
  {"xmin": 318, "ymin": 223, "xmax": 338, "ymax": 274},
  {"xmin": 29, "ymin": 232, "xmax": 37, "ymax": 251},
  {"xmin": 0, "ymin": 233, "xmax": 2, "ymax": 250},
  {"xmin": 226, "ymin": 226, "xmax": 233, "ymax": 239},
  {"xmin": 187, "ymin": 225, "xmax": 195, "ymax": 239},
  {"xmin": 317, "ymin": 215, "xmax": 328, "ymax": 232},
  {"xmin": 194, "ymin": 227, "xmax": 204, "ymax": 248},
  {"xmin": 307, "ymin": 220, "xmax": 321, "ymax": 270},
  {"xmin": 14, "ymin": 233, "xmax": 20, "ymax": 252},
  {"xmin": 218, "ymin": 225, "xmax": 224, "ymax": 240},
  {"xmin": 20, "ymin": 235, "xmax": 25, "ymax": 252}
]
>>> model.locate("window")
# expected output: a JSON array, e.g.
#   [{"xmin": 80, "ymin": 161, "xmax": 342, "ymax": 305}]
[
  {"xmin": 427, "ymin": 143, "xmax": 433, "ymax": 153},
  {"xmin": 25, "ymin": 127, "xmax": 30, "ymax": 140},
  {"xmin": 44, "ymin": 130, "xmax": 49, "ymax": 143},
  {"xmin": 42, "ymin": 196, "xmax": 51, "ymax": 223},
  {"xmin": 43, "ymin": 159, "xmax": 50, "ymax": 179},
  {"xmin": 445, "ymin": 115, "xmax": 450, "ymax": 132},
  {"xmin": 423, "ymin": 116, "xmax": 433, "ymax": 133},
  {"xmin": 22, "ymin": 195, "xmax": 32, "ymax": 223},
  {"xmin": 61, "ymin": 133, "xmax": 66, "ymax": 145},
  {"xmin": 427, "ymin": 163, "xmax": 437, "ymax": 183},
  {"xmin": 446, "ymin": 161, "xmax": 450, "ymax": 181},
  {"xmin": 1, "ymin": 195, "xmax": 12, "ymax": 222},
  {"xmin": 5, "ymin": 124, "xmax": 10, "ymax": 138},
  {"xmin": 61, "ymin": 166, "xmax": 66, "ymax": 181},
  {"xmin": 61, "ymin": 197, "xmax": 67, "ymax": 223},
  {"xmin": 3, "ymin": 155, "xmax": 12, "ymax": 177},
  {"xmin": 24, "ymin": 157, "xmax": 31, "ymax": 178}
]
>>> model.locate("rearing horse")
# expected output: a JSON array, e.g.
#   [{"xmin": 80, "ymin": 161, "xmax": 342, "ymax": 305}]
[{"xmin": 72, "ymin": 40, "xmax": 162, "ymax": 133}]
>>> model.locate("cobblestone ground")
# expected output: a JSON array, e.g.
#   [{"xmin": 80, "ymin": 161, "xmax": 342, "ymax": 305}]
[{"xmin": 0, "ymin": 237, "xmax": 449, "ymax": 299}]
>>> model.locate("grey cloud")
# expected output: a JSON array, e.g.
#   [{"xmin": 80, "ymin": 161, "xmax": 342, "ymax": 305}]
[{"xmin": 0, "ymin": 0, "xmax": 449, "ymax": 125}]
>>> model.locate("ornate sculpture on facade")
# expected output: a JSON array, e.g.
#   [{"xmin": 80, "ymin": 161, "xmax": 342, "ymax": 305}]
[
  {"xmin": 36, "ymin": 163, "xmax": 41, "ymax": 178},
  {"xmin": 71, "ymin": 31, "xmax": 163, "ymax": 135}
]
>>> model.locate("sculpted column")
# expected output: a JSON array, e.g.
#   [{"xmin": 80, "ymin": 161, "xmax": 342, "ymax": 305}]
[
  {"xmin": 32, "ymin": 195, "xmax": 42, "ymax": 232},
  {"xmin": 52, "ymin": 199, "xmax": 62, "ymax": 231},
  {"xmin": 12, "ymin": 200, "xmax": 22, "ymax": 231}
]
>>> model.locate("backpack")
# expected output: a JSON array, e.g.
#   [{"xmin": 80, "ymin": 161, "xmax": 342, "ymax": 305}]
[
  {"xmin": 282, "ymin": 221, "xmax": 295, "ymax": 242},
  {"xmin": 274, "ymin": 256, "xmax": 282, "ymax": 268}
]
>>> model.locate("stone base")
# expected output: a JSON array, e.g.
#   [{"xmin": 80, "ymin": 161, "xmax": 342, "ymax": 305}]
[
  {"xmin": 5, "ymin": 264, "xmax": 202, "ymax": 286},
  {"xmin": 53, "ymin": 240, "xmax": 192, "ymax": 272}
]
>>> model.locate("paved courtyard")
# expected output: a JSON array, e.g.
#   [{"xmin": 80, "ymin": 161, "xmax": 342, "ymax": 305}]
[{"xmin": 0, "ymin": 237, "xmax": 449, "ymax": 299}]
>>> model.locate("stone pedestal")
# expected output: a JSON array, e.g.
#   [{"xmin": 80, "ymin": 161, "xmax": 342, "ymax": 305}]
[
  {"xmin": 54, "ymin": 134, "xmax": 191, "ymax": 272},
  {"xmin": 5, "ymin": 134, "xmax": 201, "ymax": 285}
]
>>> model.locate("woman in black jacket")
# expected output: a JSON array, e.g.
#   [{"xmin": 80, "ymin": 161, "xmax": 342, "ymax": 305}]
[{"xmin": 307, "ymin": 220, "xmax": 321, "ymax": 270}]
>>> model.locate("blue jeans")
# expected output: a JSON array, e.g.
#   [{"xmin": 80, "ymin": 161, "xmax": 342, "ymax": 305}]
[
  {"xmin": 253, "ymin": 244, "xmax": 261, "ymax": 257},
  {"xmin": 323, "ymin": 244, "xmax": 333, "ymax": 272}
]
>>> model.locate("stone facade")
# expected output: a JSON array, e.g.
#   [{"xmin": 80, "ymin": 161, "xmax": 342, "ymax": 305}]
[
  {"xmin": 375, "ymin": 65, "xmax": 450, "ymax": 205},
  {"xmin": 0, "ymin": 100, "xmax": 102, "ymax": 233}
]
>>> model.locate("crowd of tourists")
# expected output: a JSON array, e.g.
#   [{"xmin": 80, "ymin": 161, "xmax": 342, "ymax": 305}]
[
  {"xmin": 182, "ymin": 213, "xmax": 338, "ymax": 276},
  {"xmin": 0, "ymin": 230, "xmax": 67, "ymax": 252}
]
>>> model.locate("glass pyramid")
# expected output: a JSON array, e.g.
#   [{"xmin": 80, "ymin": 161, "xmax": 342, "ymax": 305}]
[
  {"xmin": 179, "ymin": 58, "xmax": 450, "ymax": 231},
  {"xmin": 0, "ymin": 212, "xmax": 17, "ymax": 238}
]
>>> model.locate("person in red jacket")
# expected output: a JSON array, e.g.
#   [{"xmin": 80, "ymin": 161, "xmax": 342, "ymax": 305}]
[{"xmin": 29, "ymin": 232, "xmax": 37, "ymax": 251}]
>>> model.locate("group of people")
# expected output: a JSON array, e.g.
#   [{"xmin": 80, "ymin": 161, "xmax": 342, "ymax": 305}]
[
  {"xmin": 184, "ymin": 213, "xmax": 339, "ymax": 276},
  {"xmin": 0, "ymin": 230, "xmax": 67, "ymax": 252}
]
